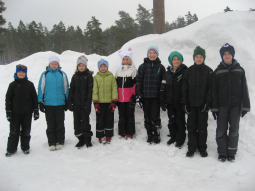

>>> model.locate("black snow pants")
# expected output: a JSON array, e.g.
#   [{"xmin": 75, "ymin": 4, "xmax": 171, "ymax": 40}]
[
  {"xmin": 73, "ymin": 105, "xmax": 93, "ymax": 141},
  {"xmin": 7, "ymin": 113, "xmax": 32, "ymax": 153},
  {"xmin": 187, "ymin": 107, "xmax": 208, "ymax": 152},
  {"xmin": 143, "ymin": 98, "xmax": 161, "ymax": 137},
  {"xmin": 167, "ymin": 104, "xmax": 186, "ymax": 145},
  {"xmin": 216, "ymin": 106, "xmax": 240, "ymax": 156},
  {"xmin": 96, "ymin": 103, "xmax": 114, "ymax": 138},
  {"xmin": 118, "ymin": 102, "xmax": 135, "ymax": 136},
  {"xmin": 45, "ymin": 105, "xmax": 65, "ymax": 146}
]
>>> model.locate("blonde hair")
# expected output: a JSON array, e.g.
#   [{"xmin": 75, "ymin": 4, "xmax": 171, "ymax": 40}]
[
  {"xmin": 123, "ymin": 56, "xmax": 132, "ymax": 65},
  {"xmin": 48, "ymin": 62, "xmax": 60, "ymax": 68}
]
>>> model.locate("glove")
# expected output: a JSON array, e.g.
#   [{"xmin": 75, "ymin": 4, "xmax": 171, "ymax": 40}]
[
  {"xmin": 64, "ymin": 101, "xmax": 68, "ymax": 111},
  {"xmin": 182, "ymin": 104, "xmax": 190, "ymax": 115},
  {"xmin": 241, "ymin": 111, "xmax": 247, "ymax": 118},
  {"xmin": 39, "ymin": 102, "xmax": 45, "ymax": 113},
  {"xmin": 129, "ymin": 95, "xmax": 136, "ymax": 108},
  {"xmin": 68, "ymin": 103, "xmax": 74, "ymax": 112},
  {"xmin": 109, "ymin": 100, "xmax": 117, "ymax": 113},
  {"xmin": 160, "ymin": 102, "xmax": 167, "ymax": 111},
  {"xmin": 136, "ymin": 95, "xmax": 143, "ymax": 108},
  {"xmin": 6, "ymin": 112, "xmax": 12, "ymax": 122},
  {"xmin": 212, "ymin": 112, "xmax": 218, "ymax": 120},
  {"xmin": 201, "ymin": 103, "xmax": 210, "ymax": 113},
  {"xmin": 34, "ymin": 109, "xmax": 39, "ymax": 121},
  {"xmin": 93, "ymin": 101, "xmax": 100, "ymax": 113}
]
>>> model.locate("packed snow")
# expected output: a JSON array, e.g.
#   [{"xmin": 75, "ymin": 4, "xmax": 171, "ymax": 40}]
[{"xmin": 0, "ymin": 11, "xmax": 255, "ymax": 191}]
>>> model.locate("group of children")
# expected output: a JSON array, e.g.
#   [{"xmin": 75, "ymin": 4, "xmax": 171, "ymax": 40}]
[{"xmin": 5, "ymin": 43, "xmax": 250, "ymax": 163}]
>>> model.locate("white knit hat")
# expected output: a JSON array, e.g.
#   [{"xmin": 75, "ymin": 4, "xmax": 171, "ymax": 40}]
[
  {"xmin": 118, "ymin": 47, "xmax": 134, "ymax": 71},
  {"xmin": 77, "ymin": 55, "xmax": 88, "ymax": 67},
  {"xmin": 49, "ymin": 55, "xmax": 60, "ymax": 64}
]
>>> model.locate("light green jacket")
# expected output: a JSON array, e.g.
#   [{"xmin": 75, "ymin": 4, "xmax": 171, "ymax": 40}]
[{"xmin": 92, "ymin": 71, "xmax": 118, "ymax": 103}]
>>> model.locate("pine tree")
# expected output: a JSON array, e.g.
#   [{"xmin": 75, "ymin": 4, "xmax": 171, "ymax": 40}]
[
  {"xmin": 224, "ymin": 6, "xmax": 233, "ymax": 12},
  {"xmin": 74, "ymin": 26, "xmax": 84, "ymax": 52},
  {"xmin": 192, "ymin": 14, "xmax": 198, "ymax": 22},
  {"xmin": 0, "ymin": 0, "xmax": 6, "ymax": 54},
  {"xmin": 185, "ymin": 11, "xmax": 193, "ymax": 25},
  {"xmin": 51, "ymin": 21, "xmax": 66, "ymax": 53},
  {"xmin": 136, "ymin": 4, "xmax": 153, "ymax": 36},
  {"xmin": 176, "ymin": 16, "xmax": 186, "ymax": 28}
]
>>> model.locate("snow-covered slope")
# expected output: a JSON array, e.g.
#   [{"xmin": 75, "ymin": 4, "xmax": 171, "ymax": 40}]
[{"xmin": 0, "ymin": 11, "xmax": 255, "ymax": 191}]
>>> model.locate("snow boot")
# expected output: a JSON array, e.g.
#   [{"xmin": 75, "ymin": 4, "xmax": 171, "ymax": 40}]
[
  {"xmin": 56, "ymin": 143, "xmax": 64, "ymax": 150},
  {"xmin": 104, "ymin": 137, "xmax": 111, "ymax": 144},
  {"xmin": 126, "ymin": 135, "xmax": 133, "ymax": 139},
  {"xmin": 147, "ymin": 135, "xmax": 153, "ymax": 144},
  {"xmin": 99, "ymin": 138, "xmax": 104, "ymax": 144},
  {"xmin": 85, "ymin": 137, "xmax": 93, "ymax": 148},
  {"xmin": 23, "ymin": 150, "xmax": 30, "ymax": 154},
  {"xmin": 227, "ymin": 155, "xmax": 235, "ymax": 162},
  {"xmin": 49, "ymin": 145, "xmax": 56, "ymax": 151},
  {"xmin": 167, "ymin": 138, "xmax": 176, "ymax": 145},
  {"xmin": 5, "ymin": 151, "xmax": 16, "ymax": 157},
  {"xmin": 200, "ymin": 151, "xmax": 208, "ymax": 157},
  {"xmin": 218, "ymin": 155, "xmax": 227, "ymax": 162},
  {"xmin": 75, "ymin": 136, "xmax": 85, "ymax": 148},
  {"xmin": 175, "ymin": 143, "xmax": 183, "ymax": 149},
  {"xmin": 186, "ymin": 150, "xmax": 194, "ymax": 157}
]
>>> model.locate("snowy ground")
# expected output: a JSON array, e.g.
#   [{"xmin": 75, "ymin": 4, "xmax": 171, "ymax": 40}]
[{"xmin": 0, "ymin": 11, "xmax": 255, "ymax": 191}]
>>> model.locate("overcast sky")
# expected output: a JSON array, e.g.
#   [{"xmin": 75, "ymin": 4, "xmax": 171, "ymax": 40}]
[{"xmin": 2, "ymin": 0, "xmax": 255, "ymax": 31}]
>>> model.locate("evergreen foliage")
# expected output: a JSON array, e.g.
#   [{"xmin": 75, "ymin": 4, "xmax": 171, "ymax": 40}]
[{"xmin": 0, "ymin": 0, "xmax": 6, "ymax": 54}]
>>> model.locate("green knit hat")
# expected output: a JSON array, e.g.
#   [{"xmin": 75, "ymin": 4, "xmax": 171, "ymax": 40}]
[
  {"xmin": 168, "ymin": 51, "xmax": 184, "ymax": 66},
  {"xmin": 193, "ymin": 46, "xmax": 206, "ymax": 60}
]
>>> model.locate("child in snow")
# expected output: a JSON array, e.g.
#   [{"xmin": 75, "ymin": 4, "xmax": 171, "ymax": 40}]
[
  {"xmin": 160, "ymin": 51, "xmax": 188, "ymax": 148},
  {"xmin": 68, "ymin": 55, "xmax": 93, "ymax": 148},
  {"xmin": 211, "ymin": 43, "xmax": 250, "ymax": 162},
  {"xmin": 135, "ymin": 46, "xmax": 166, "ymax": 144},
  {"xmin": 38, "ymin": 55, "xmax": 69, "ymax": 151},
  {"xmin": 5, "ymin": 65, "xmax": 39, "ymax": 156},
  {"xmin": 92, "ymin": 59, "xmax": 118, "ymax": 144},
  {"xmin": 115, "ymin": 47, "xmax": 137, "ymax": 139},
  {"xmin": 181, "ymin": 46, "xmax": 213, "ymax": 157}
]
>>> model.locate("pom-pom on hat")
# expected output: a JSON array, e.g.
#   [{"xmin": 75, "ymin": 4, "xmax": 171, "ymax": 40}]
[
  {"xmin": 77, "ymin": 55, "xmax": 88, "ymax": 67},
  {"xmin": 168, "ymin": 51, "xmax": 184, "ymax": 66},
  {"xmin": 16, "ymin": 64, "xmax": 27, "ymax": 74},
  {"xmin": 193, "ymin": 46, "xmax": 206, "ymax": 60},
  {"xmin": 118, "ymin": 47, "xmax": 134, "ymax": 71},
  {"xmin": 49, "ymin": 55, "xmax": 60, "ymax": 64},
  {"xmin": 147, "ymin": 46, "xmax": 159, "ymax": 57},
  {"xmin": 98, "ymin": 59, "xmax": 109, "ymax": 69},
  {"xmin": 220, "ymin": 43, "xmax": 235, "ymax": 60}
]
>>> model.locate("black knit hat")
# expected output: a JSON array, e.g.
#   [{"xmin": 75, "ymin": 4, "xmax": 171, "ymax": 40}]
[
  {"xmin": 220, "ymin": 43, "xmax": 235, "ymax": 60},
  {"xmin": 193, "ymin": 46, "xmax": 206, "ymax": 60}
]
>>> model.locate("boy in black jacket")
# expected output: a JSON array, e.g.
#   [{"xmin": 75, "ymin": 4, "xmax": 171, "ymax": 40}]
[
  {"xmin": 160, "ymin": 51, "xmax": 187, "ymax": 148},
  {"xmin": 212, "ymin": 43, "xmax": 250, "ymax": 162},
  {"xmin": 181, "ymin": 46, "xmax": 213, "ymax": 157},
  {"xmin": 136, "ymin": 46, "xmax": 166, "ymax": 144},
  {"xmin": 5, "ymin": 65, "xmax": 39, "ymax": 156}
]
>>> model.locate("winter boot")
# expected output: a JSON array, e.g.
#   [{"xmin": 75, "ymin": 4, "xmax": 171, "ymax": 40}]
[
  {"xmin": 167, "ymin": 138, "xmax": 176, "ymax": 145},
  {"xmin": 200, "ymin": 151, "xmax": 208, "ymax": 157},
  {"xmin": 99, "ymin": 138, "xmax": 104, "ymax": 144},
  {"xmin": 218, "ymin": 155, "xmax": 227, "ymax": 162},
  {"xmin": 105, "ymin": 137, "xmax": 111, "ymax": 144},
  {"xmin": 5, "ymin": 151, "xmax": 16, "ymax": 157},
  {"xmin": 75, "ymin": 136, "xmax": 85, "ymax": 148},
  {"xmin": 227, "ymin": 155, "xmax": 235, "ymax": 162},
  {"xmin": 56, "ymin": 143, "xmax": 64, "ymax": 150},
  {"xmin": 49, "ymin": 145, "xmax": 56, "ymax": 151},
  {"xmin": 175, "ymin": 143, "xmax": 183, "ymax": 149},
  {"xmin": 126, "ymin": 135, "xmax": 133, "ymax": 139},
  {"xmin": 186, "ymin": 150, "xmax": 194, "ymax": 157},
  {"xmin": 85, "ymin": 137, "xmax": 93, "ymax": 148},
  {"xmin": 23, "ymin": 150, "xmax": 30, "ymax": 154},
  {"xmin": 147, "ymin": 135, "xmax": 153, "ymax": 144}
]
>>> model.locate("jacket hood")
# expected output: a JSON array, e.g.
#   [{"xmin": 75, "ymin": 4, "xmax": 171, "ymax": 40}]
[
  {"xmin": 167, "ymin": 63, "xmax": 187, "ymax": 73},
  {"xmin": 220, "ymin": 59, "xmax": 238, "ymax": 69}
]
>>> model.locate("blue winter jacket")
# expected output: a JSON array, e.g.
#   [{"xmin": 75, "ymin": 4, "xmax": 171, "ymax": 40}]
[{"xmin": 38, "ymin": 67, "xmax": 69, "ymax": 106}]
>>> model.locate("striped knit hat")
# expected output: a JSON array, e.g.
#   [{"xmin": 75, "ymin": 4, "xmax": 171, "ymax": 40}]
[{"xmin": 147, "ymin": 46, "xmax": 159, "ymax": 57}]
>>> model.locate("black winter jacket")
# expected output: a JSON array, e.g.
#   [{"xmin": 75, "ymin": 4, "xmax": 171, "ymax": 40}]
[
  {"xmin": 135, "ymin": 57, "xmax": 166, "ymax": 98},
  {"xmin": 181, "ymin": 63, "xmax": 213, "ymax": 107},
  {"xmin": 6, "ymin": 78, "xmax": 38, "ymax": 114},
  {"xmin": 68, "ymin": 70, "xmax": 93, "ymax": 112},
  {"xmin": 211, "ymin": 61, "xmax": 250, "ymax": 112},
  {"xmin": 160, "ymin": 64, "xmax": 188, "ymax": 104}
]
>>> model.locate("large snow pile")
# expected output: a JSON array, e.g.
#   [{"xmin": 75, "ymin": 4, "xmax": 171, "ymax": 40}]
[{"xmin": 0, "ymin": 11, "xmax": 255, "ymax": 191}]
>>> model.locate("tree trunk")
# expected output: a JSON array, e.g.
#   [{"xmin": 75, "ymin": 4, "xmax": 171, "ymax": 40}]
[{"xmin": 153, "ymin": 0, "xmax": 165, "ymax": 34}]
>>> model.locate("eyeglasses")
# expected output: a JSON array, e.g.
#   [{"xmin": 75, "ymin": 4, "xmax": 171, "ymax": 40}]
[{"xmin": 17, "ymin": 65, "xmax": 26, "ymax": 69}]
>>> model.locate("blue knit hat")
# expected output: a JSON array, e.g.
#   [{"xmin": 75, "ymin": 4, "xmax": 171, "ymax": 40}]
[
  {"xmin": 220, "ymin": 43, "xmax": 235, "ymax": 60},
  {"xmin": 147, "ymin": 46, "xmax": 159, "ymax": 57},
  {"xmin": 98, "ymin": 59, "xmax": 109, "ymax": 69},
  {"xmin": 16, "ymin": 64, "xmax": 27, "ymax": 74}
]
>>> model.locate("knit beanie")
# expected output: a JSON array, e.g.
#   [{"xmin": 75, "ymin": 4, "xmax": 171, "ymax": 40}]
[
  {"xmin": 118, "ymin": 47, "xmax": 134, "ymax": 71},
  {"xmin": 220, "ymin": 43, "xmax": 235, "ymax": 60},
  {"xmin": 77, "ymin": 55, "xmax": 88, "ymax": 67},
  {"xmin": 49, "ymin": 55, "xmax": 60, "ymax": 64},
  {"xmin": 147, "ymin": 46, "xmax": 159, "ymax": 57},
  {"xmin": 98, "ymin": 59, "xmax": 109, "ymax": 69},
  {"xmin": 168, "ymin": 51, "xmax": 184, "ymax": 66},
  {"xmin": 193, "ymin": 46, "xmax": 206, "ymax": 60},
  {"xmin": 16, "ymin": 64, "xmax": 27, "ymax": 74}
]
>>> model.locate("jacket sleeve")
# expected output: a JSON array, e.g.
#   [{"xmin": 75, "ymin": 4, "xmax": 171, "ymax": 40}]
[
  {"xmin": 160, "ymin": 73, "xmax": 166, "ymax": 103},
  {"xmin": 68, "ymin": 75, "xmax": 75, "ymax": 104},
  {"xmin": 111, "ymin": 75, "xmax": 118, "ymax": 100},
  {"xmin": 205, "ymin": 69, "xmax": 213, "ymax": 106},
  {"xmin": 64, "ymin": 72, "xmax": 69, "ymax": 100},
  {"xmin": 181, "ymin": 69, "xmax": 189, "ymax": 105},
  {"xmin": 31, "ymin": 82, "xmax": 39, "ymax": 110},
  {"xmin": 37, "ymin": 73, "xmax": 44, "ymax": 103},
  {"xmin": 131, "ymin": 68, "xmax": 137, "ymax": 95},
  {"xmin": 241, "ymin": 70, "xmax": 250, "ymax": 112},
  {"xmin": 5, "ymin": 83, "xmax": 14, "ymax": 112},
  {"xmin": 86, "ymin": 74, "xmax": 93, "ymax": 105},
  {"xmin": 92, "ymin": 76, "xmax": 99, "ymax": 101},
  {"xmin": 211, "ymin": 70, "xmax": 219, "ymax": 112},
  {"xmin": 135, "ymin": 64, "xmax": 144, "ymax": 96}
]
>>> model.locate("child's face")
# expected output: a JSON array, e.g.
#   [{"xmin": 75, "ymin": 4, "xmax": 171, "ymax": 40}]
[
  {"xmin": 78, "ymin": 63, "xmax": 86, "ymax": 72},
  {"xmin": 194, "ymin": 55, "xmax": 204, "ymax": 65},
  {"xmin": 148, "ymin": 50, "xmax": 157, "ymax": 61},
  {"xmin": 99, "ymin": 64, "xmax": 108, "ymax": 73},
  {"xmin": 17, "ymin": 71, "xmax": 26, "ymax": 79},
  {"xmin": 223, "ymin": 51, "xmax": 233, "ymax": 65},
  {"xmin": 172, "ymin": 56, "xmax": 181, "ymax": 69},
  {"xmin": 49, "ymin": 61, "xmax": 59, "ymax": 70},
  {"xmin": 122, "ymin": 56, "xmax": 131, "ymax": 65}
]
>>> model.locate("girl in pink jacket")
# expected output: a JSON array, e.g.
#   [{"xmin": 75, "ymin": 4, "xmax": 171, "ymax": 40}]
[{"xmin": 115, "ymin": 48, "xmax": 137, "ymax": 139}]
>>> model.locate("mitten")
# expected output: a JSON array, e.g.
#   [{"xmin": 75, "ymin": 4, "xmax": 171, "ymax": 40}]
[
  {"xmin": 34, "ymin": 109, "xmax": 39, "ymax": 121},
  {"xmin": 39, "ymin": 102, "xmax": 45, "ymax": 113},
  {"xmin": 241, "ymin": 111, "xmax": 247, "ymax": 118},
  {"xmin": 182, "ymin": 104, "xmax": 190, "ymax": 115},
  {"xmin": 6, "ymin": 112, "xmax": 12, "ymax": 122},
  {"xmin": 129, "ymin": 95, "xmax": 136, "ymax": 108},
  {"xmin": 160, "ymin": 102, "xmax": 167, "ymax": 111},
  {"xmin": 201, "ymin": 103, "xmax": 210, "ymax": 113},
  {"xmin": 93, "ymin": 101, "xmax": 100, "ymax": 113},
  {"xmin": 109, "ymin": 100, "xmax": 117, "ymax": 113},
  {"xmin": 136, "ymin": 95, "xmax": 143, "ymax": 108},
  {"xmin": 212, "ymin": 112, "xmax": 218, "ymax": 120}
]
